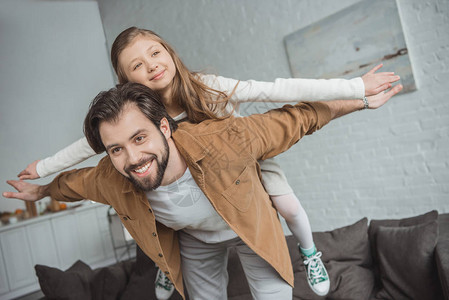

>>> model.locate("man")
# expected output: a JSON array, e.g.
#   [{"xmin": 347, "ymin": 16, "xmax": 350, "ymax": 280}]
[{"xmin": 4, "ymin": 82, "xmax": 402, "ymax": 299}]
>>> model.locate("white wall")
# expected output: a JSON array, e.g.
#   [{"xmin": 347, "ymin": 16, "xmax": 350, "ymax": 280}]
[
  {"xmin": 0, "ymin": 1, "xmax": 114, "ymax": 212},
  {"xmin": 2, "ymin": 0, "xmax": 446, "ymax": 230},
  {"xmin": 96, "ymin": 0, "xmax": 449, "ymax": 231}
]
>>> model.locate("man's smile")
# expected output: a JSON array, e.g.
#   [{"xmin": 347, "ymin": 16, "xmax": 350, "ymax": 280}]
[{"xmin": 130, "ymin": 158, "xmax": 154, "ymax": 177}]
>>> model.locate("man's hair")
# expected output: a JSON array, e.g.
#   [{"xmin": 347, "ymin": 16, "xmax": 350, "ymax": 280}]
[{"xmin": 84, "ymin": 82, "xmax": 178, "ymax": 153}]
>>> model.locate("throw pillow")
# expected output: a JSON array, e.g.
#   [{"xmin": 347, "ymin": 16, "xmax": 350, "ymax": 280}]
[
  {"xmin": 35, "ymin": 260, "xmax": 93, "ymax": 300},
  {"xmin": 375, "ymin": 220, "xmax": 443, "ymax": 300},
  {"xmin": 120, "ymin": 246, "xmax": 184, "ymax": 300},
  {"xmin": 91, "ymin": 261, "xmax": 131, "ymax": 300},
  {"xmin": 227, "ymin": 246, "xmax": 251, "ymax": 298},
  {"xmin": 293, "ymin": 261, "xmax": 375, "ymax": 300},
  {"xmin": 119, "ymin": 263, "xmax": 157, "ymax": 300},
  {"xmin": 313, "ymin": 217, "xmax": 372, "ymax": 266},
  {"xmin": 368, "ymin": 210, "xmax": 438, "ymax": 265},
  {"xmin": 292, "ymin": 218, "xmax": 375, "ymax": 299},
  {"xmin": 368, "ymin": 210, "xmax": 439, "ymax": 288},
  {"xmin": 435, "ymin": 214, "xmax": 449, "ymax": 299}
]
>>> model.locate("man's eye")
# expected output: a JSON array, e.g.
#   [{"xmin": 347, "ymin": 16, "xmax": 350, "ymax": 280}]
[
  {"xmin": 133, "ymin": 62, "xmax": 142, "ymax": 70},
  {"xmin": 111, "ymin": 147, "xmax": 121, "ymax": 154},
  {"xmin": 136, "ymin": 136, "xmax": 144, "ymax": 143}
]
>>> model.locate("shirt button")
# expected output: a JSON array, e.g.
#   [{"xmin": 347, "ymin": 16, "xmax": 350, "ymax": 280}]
[
  {"xmin": 235, "ymin": 180, "xmax": 240, "ymax": 185},
  {"xmin": 158, "ymin": 253, "xmax": 163, "ymax": 257},
  {"xmin": 152, "ymin": 232, "xmax": 157, "ymax": 237}
]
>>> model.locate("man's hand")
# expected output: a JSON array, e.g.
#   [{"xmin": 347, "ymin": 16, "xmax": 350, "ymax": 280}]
[
  {"xmin": 2, "ymin": 180, "xmax": 49, "ymax": 202},
  {"xmin": 362, "ymin": 64, "xmax": 401, "ymax": 96},
  {"xmin": 17, "ymin": 160, "xmax": 41, "ymax": 180},
  {"xmin": 366, "ymin": 83, "xmax": 403, "ymax": 109},
  {"xmin": 326, "ymin": 83, "xmax": 403, "ymax": 120}
]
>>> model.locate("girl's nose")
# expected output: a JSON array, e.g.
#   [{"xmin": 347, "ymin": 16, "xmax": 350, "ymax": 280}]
[{"xmin": 146, "ymin": 61, "xmax": 158, "ymax": 73}]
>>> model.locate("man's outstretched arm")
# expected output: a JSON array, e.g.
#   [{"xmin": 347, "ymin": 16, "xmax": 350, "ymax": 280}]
[
  {"xmin": 3, "ymin": 162, "xmax": 110, "ymax": 204},
  {"xmin": 3, "ymin": 180, "xmax": 50, "ymax": 202},
  {"xmin": 324, "ymin": 83, "xmax": 403, "ymax": 120},
  {"xmin": 241, "ymin": 83, "xmax": 403, "ymax": 161}
]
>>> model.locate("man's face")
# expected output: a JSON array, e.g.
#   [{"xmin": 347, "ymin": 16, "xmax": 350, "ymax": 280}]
[{"xmin": 99, "ymin": 103, "xmax": 169, "ymax": 191}]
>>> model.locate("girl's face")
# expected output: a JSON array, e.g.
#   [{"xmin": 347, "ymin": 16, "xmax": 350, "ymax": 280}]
[{"xmin": 118, "ymin": 35, "xmax": 176, "ymax": 99}]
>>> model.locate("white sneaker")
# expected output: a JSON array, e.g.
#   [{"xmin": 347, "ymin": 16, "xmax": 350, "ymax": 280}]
[
  {"xmin": 155, "ymin": 267, "xmax": 175, "ymax": 300},
  {"xmin": 303, "ymin": 251, "xmax": 330, "ymax": 296}
]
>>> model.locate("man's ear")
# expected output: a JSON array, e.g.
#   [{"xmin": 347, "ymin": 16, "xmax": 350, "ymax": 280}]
[{"xmin": 159, "ymin": 118, "xmax": 172, "ymax": 140}]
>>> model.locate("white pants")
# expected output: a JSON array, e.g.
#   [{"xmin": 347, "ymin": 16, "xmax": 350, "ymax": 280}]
[{"xmin": 178, "ymin": 231, "xmax": 292, "ymax": 300}]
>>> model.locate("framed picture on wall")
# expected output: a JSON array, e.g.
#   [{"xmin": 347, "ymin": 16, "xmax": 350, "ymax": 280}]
[{"xmin": 284, "ymin": 0, "xmax": 416, "ymax": 93}]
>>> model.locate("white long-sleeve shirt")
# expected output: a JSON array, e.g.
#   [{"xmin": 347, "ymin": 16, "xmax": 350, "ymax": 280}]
[{"xmin": 36, "ymin": 74, "xmax": 364, "ymax": 177}]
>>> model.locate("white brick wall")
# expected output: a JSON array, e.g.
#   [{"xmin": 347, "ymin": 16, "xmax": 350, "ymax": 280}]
[{"xmin": 96, "ymin": 0, "xmax": 449, "ymax": 231}]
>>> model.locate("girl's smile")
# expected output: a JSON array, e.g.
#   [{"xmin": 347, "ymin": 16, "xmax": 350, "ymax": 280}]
[{"xmin": 151, "ymin": 69, "xmax": 166, "ymax": 81}]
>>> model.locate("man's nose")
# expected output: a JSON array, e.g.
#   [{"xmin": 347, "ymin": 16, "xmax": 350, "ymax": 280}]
[{"xmin": 127, "ymin": 147, "xmax": 142, "ymax": 165}]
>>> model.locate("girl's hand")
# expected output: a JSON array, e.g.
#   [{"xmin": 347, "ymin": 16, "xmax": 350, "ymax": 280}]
[
  {"xmin": 362, "ymin": 64, "xmax": 401, "ymax": 96},
  {"xmin": 17, "ymin": 160, "xmax": 40, "ymax": 180}
]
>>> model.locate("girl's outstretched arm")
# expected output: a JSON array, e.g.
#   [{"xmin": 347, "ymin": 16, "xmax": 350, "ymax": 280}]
[
  {"xmin": 18, "ymin": 137, "xmax": 97, "ymax": 180},
  {"xmin": 200, "ymin": 64, "xmax": 399, "ymax": 104}
]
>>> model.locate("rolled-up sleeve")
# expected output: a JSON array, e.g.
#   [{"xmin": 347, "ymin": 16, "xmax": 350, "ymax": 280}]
[
  {"xmin": 48, "ymin": 159, "xmax": 111, "ymax": 205},
  {"xmin": 237, "ymin": 101, "xmax": 332, "ymax": 161}
]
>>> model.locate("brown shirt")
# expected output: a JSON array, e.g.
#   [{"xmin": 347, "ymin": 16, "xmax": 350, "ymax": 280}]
[{"xmin": 49, "ymin": 101, "xmax": 331, "ymax": 299}]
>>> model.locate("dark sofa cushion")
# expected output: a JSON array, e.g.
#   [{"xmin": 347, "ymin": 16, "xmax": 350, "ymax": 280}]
[
  {"xmin": 375, "ymin": 220, "xmax": 443, "ymax": 300},
  {"xmin": 119, "ymin": 263, "xmax": 157, "ymax": 300},
  {"xmin": 368, "ymin": 210, "xmax": 438, "ymax": 266},
  {"xmin": 436, "ymin": 213, "xmax": 449, "ymax": 300},
  {"xmin": 292, "ymin": 218, "xmax": 375, "ymax": 299},
  {"xmin": 35, "ymin": 260, "xmax": 93, "ymax": 300},
  {"xmin": 91, "ymin": 260, "xmax": 134, "ymax": 300},
  {"xmin": 120, "ymin": 246, "xmax": 184, "ymax": 300},
  {"xmin": 368, "ymin": 210, "xmax": 439, "ymax": 296},
  {"xmin": 227, "ymin": 246, "xmax": 251, "ymax": 299},
  {"xmin": 314, "ymin": 217, "xmax": 372, "ymax": 266}
]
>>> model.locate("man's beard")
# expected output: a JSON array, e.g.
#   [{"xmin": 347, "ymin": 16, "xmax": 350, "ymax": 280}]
[{"xmin": 124, "ymin": 137, "xmax": 169, "ymax": 191}]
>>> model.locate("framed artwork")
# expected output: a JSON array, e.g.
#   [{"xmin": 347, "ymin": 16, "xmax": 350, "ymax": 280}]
[{"xmin": 285, "ymin": 0, "xmax": 416, "ymax": 93}]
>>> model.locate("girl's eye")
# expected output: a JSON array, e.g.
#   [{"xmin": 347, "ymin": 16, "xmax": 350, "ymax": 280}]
[
  {"xmin": 133, "ymin": 62, "xmax": 142, "ymax": 71},
  {"xmin": 152, "ymin": 51, "xmax": 160, "ymax": 57}
]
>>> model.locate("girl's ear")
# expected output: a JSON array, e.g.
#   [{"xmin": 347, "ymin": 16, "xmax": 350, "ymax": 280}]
[{"xmin": 159, "ymin": 117, "xmax": 172, "ymax": 140}]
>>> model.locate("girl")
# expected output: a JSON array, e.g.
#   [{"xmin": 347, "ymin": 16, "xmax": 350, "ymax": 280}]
[{"xmin": 18, "ymin": 27, "xmax": 399, "ymax": 297}]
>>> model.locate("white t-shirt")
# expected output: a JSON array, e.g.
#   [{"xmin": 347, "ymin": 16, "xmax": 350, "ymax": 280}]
[{"xmin": 146, "ymin": 168, "xmax": 237, "ymax": 243}]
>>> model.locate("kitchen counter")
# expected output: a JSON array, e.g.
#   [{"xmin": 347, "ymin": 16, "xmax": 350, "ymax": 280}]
[{"xmin": 0, "ymin": 200, "xmax": 102, "ymax": 233}]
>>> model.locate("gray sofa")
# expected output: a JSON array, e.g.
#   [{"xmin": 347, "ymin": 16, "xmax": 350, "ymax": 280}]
[{"xmin": 35, "ymin": 210, "xmax": 448, "ymax": 299}]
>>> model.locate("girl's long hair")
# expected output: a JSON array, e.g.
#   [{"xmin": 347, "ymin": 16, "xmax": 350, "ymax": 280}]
[{"xmin": 111, "ymin": 27, "xmax": 236, "ymax": 123}]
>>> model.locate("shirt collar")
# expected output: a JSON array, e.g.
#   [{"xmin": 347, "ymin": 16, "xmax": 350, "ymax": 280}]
[{"xmin": 172, "ymin": 127, "xmax": 208, "ymax": 164}]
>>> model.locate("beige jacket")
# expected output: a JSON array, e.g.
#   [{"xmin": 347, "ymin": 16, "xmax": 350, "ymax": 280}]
[{"xmin": 49, "ymin": 101, "xmax": 331, "ymax": 299}]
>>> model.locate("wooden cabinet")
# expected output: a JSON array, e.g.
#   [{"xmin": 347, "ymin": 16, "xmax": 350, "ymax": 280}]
[
  {"xmin": 1, "ymin": 227, "xmax": 35, "ymax": 291},
  {"xmin": 26, "ymin": 221, "xmax": 60, "ymax": 268},
  {"xmin": 51, "ymin": 213, "xmax": 82, "ymax": 269},
  {"xmin": 77, "ymin": 208, "xmax": 106, "ymax": 264},
  {"xmin": 0, "ymin": 202, "xmax": 117, "ymax": 300},
  {"xmin": 0, "ymin": 245, "xmax": 8, "ymax": 296}
]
